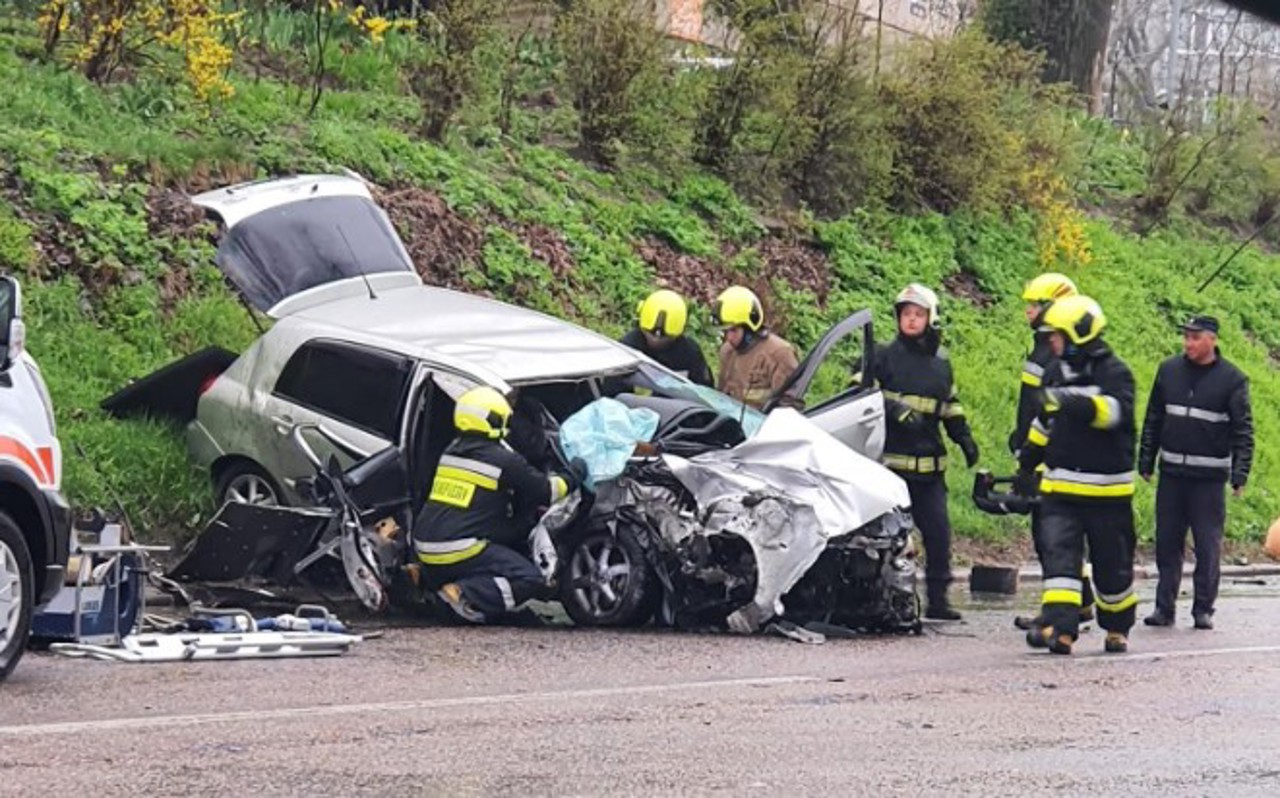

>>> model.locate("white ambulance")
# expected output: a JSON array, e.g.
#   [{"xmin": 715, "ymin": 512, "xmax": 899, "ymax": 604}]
[{"xmin": 0, "ymin": 275, "xmax": 70, "ymax": 681}]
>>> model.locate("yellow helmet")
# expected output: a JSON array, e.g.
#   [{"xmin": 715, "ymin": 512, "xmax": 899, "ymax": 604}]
[
  {"xmin": 711, "ymin": 286, "xmax": 764, "ymax": 332},
  {"xmin": 454, "ymin": 386, "xmax": 512, "ymax": 439},
  {"xmin": 1021, "ymin": 273, "xmax": 1078, "ymax": 303},
  {"xmin": 637, "ymin": 289, "xmax": 688, "ymax": 338},
  {"xmin": 1042, "ymin": 295, "xmax": 1106, "ymax": 346}
]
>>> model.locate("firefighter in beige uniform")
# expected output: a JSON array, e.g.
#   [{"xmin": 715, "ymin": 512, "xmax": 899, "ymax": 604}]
[{"xmin": 712, "ymin": 286, "xmax": 800, "ymax": 410}]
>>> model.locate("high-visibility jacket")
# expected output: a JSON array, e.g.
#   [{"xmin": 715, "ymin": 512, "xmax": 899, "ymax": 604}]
[
  {"xmin": 868, "ymin": 334, "xmax": 976, "ymax": 481},
  {"xmin": 1138, "ymin": 351, "xmax": 1253, "ymax": 488},
  {"xmin": 413, "ymin": 434, "xmax": 566, "ymax": 564},
  {"xmin": 1019, "ymin": 341, "xmax": 1136, "ymax": 501}
]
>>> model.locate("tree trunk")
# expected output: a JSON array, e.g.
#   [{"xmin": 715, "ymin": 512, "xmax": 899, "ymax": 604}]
[{"xmin": 986, "ymin": 0, "xmax": 1116, "ymax": 114}]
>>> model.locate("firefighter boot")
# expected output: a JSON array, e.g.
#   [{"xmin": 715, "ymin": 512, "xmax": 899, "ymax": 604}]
[
  {"xmin": 437, "ymin": 583, "xmax": 485, "ymax": 624},
  {"xmin": 925, "ymin": 587, "xmax": 962, "ymax": 621},
  {"xmin": 1026, "ymin": 624, "xmax": 1074, "ymax": 655},
  {"xmin": 926, "ymin": 603, "xmax": 962, "ymax": 621},
  {"xmin": 1013, "ymin": 613, "xmax": 1044, "ymax": 631},
  {"xmin": 1104, "ymin": 632, "xmax": 1129, "ymax": 653}
]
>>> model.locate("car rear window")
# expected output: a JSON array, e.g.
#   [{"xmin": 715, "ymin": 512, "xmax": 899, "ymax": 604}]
[{"xmin": 274, "ymin": 340, "xmax": 413, "ymax": 440}]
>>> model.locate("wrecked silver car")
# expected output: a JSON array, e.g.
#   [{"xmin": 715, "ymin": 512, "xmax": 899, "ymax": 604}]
[
  {"xmin": 105, "ymin": 173, "xmax": 921, "ymax": 635},
  {"xmin": 543, "ymin": 401, "xmax": 920, "ymax": 634}
]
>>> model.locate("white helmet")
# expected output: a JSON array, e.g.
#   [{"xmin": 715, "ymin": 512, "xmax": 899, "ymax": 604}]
[{"xmin": 895, "ymin": 283, "xmax": 941, "ymax": 329}]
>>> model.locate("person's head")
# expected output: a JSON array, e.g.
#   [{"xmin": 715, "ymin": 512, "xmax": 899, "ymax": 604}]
[
  {"xmin": 636, "ymin": 289, "xmax": 688, "ymax": 351},
  {"xmin": 1182, "ymin": 315, "xmax": 1220, "ymax": 365},
  {"xmin": 1041, "ymin": 295, "xmax": 1106, "ymax": 360},
  {"xmin": 712, "ymin": 285, "xmax": 764, "ymax": 349},
  {"xmin": 894, "ymin": 283, "xmax": 940, "ymax": 339},
  {"xmin": 1021, "ymin": 272, "xmax": 1078, "ymax": 329},
  {"xmin": 454, "ymin": 385, "xmax": 512, "ymax": 440}
]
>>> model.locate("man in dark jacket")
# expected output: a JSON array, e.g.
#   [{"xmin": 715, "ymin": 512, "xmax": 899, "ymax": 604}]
[
  {"xmin": 1019, "ymin": 295, "xmax": 1137, "ymax": 655},
  {"xmin": 413, "ymin": 386, "xmax": 570, "ymax": 624},
  {"xmin": 870, "ymin": 283, "xmax": 980, "ymax": 621},
  {"xmin": 620, "ymin": 289, "xmax": 713, "ymax": 387},
  {"xmin": 1139, "ymin": 315, "xmax": 1254, "ymax": 630}
]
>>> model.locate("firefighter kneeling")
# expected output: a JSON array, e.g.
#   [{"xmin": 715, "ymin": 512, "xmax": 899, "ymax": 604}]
[
  {"xmin": 412, "ymin": 386, "xmax": 571, "ymax": 624},
  {"xmin": 1017, "ymin": 296, "xmax": 1138, "ymax": 655}
]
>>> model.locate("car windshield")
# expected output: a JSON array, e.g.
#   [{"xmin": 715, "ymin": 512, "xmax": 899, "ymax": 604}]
[
  {"xmin": 216, "ymin": 195, "xmax": 415, "ymax": 312},
  {"xmin": 632, "ymin": 362, "xmax": 765, "ymax": 437}
]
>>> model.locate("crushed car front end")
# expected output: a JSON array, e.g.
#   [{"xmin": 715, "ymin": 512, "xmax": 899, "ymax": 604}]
[{"xmin": 550, "ymin": 405, "xmax": 921, "ymax": 636}]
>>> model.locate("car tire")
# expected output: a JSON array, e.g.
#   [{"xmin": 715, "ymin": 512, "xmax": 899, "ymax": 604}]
[
  {"xmin": 0, "ymin": 511, "xmax": 35, "ymax": 682},
  {"xmin": 560, "ymin": 522, "xmax": 660, "ymax": 628},
  {"xmin": 215, "ymin": 461, "xmax": 285, "ymax": 508}
]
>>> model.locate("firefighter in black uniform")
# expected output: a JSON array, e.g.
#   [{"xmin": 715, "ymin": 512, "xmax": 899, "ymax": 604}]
[
  {"xmin": 869, "ymin": 283, "xmax": 980, "ymax": 621},
  {"xmin": 1139, "ymin": 315, "xmax": 1254, "ymax": 630},
  {"xmin": 620, "ymin": 289, "xmax": 713, "ymax": 387},
  {"xmin": 413, "ymin": 386, "xmax": 570, "ymax": 624},
  {"xmin": 1010, "ymin": 273, "xmax": 1095, "ymax": 630},
  {"xmin": 1018, "ymin": 295, "xmax": 1137, "ymax": 655}
]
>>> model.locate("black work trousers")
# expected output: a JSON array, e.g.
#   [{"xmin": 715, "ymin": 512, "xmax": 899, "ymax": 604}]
[
  {"xmin": 906, "ymin": 477, "xmax": 952, "ymax": 606},
  {"xmin": 1030, "ymin": 504, "xmax": 1095, "ymax": 612},
  {"xmin": 1155, "ymin": 475, "xmax": 1227, "ymax": 618},
  {"xmin": 421, "ymin": 543, "xmax": 546, "ymax": 622},
  {"xmin": 1038, "ymin": 498, "xmax": 1136, "ymax": 638}
]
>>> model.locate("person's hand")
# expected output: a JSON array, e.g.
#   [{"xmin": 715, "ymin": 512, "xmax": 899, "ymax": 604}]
[
  {"xmin": 1232, "ymin": 485, "xmax": 1245, "ymax": 498},
  {"xmin": 961, "ymin": 439, "xmax": 980, "ymax": 469},
  {"xmin": 1141, "ymin": 472, "xmax": 1152, "ymax": 483}
]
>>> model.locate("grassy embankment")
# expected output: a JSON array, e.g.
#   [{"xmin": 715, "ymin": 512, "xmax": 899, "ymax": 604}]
[{"xmin": 0, "ymin": 17, "xmax": 1274, "ymax": 555}]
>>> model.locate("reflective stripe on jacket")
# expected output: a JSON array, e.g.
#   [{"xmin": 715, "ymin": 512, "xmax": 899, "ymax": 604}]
[
  {"xmin": 1019, "ymin": 343, "xmax": 1137, "ymax": 502},
  {"xmin": 413, "ymin": 435, "xmax": 565, "ymax": 554},
  {"xmin": 870, "ymin": 335, "xmax": 975, "ymax": 481}
]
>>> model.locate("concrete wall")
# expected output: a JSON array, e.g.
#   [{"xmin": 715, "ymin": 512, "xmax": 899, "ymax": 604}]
[{"xmin": 656, "ymin": 0, "xmax": 972, "ymax": 49}]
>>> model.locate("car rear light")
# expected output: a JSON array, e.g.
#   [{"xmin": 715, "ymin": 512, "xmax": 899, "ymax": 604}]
[{"xmin": 199, "ymin": 373, "xmax": 220, "ymax": 395}]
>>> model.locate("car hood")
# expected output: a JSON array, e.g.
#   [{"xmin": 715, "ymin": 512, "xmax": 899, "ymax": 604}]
[
  {"xmin": 662, "ymin": 408, "xmax": 911, "ymax": 628},
  {"xmin": 666, "ymin": 408, "xmax": 909, "ymax": 532},
  {"xmin": 191, "ymin": 174, "xmax": 422, "ymax": 318}
]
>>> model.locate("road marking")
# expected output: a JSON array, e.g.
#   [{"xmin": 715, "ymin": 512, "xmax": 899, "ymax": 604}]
[
  {"xmin": 0, "ymin": 674, "xmax": 819, "ymax": 738},
  {"xmin": 1021, "ymin": 643, "xmax": 1280, "ymax": 664},
  {"xmin": 1109, "ymin": 644, "xmax": 1280, "ymax": 663}
]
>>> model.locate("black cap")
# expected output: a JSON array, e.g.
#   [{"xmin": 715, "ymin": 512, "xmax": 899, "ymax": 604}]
[{"xmin": 1183, "ymin": 315, "xmax": 1220, "ymax": 334}]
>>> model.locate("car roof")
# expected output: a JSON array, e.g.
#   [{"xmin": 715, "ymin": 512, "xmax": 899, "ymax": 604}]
[{"xmin": 281, "ymin": 284, "xmax": 644, "ymax": 384}]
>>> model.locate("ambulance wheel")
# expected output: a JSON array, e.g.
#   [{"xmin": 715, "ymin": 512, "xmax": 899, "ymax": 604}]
[{"xmin": 0, "ymin": 511, "xmax": 34, "ymax": 682}]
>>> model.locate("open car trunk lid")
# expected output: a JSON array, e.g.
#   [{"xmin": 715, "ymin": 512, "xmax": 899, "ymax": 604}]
[{"xmin": 191, "ymin": 174, "xmax": 422, "ymax": 318}]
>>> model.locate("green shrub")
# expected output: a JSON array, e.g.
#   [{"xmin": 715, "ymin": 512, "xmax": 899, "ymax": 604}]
[{"xmin": 554, "ymin": 0, "xmax": 669, "ymax": 167}]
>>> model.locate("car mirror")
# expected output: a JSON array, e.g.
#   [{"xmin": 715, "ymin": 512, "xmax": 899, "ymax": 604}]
[{"xmin": 0, "ymin": 276, "xmax": 23, "ymax": 372}]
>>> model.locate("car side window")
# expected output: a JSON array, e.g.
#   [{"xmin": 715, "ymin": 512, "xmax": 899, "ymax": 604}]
[{"xmin": 274, "ymin": 340, "xmax": 413, "ymax": 440}]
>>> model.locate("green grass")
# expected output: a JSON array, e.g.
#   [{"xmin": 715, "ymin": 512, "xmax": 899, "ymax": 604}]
[{"xmin": 0, "ymin": 18, "xmax": 1275, "ymax": 550}]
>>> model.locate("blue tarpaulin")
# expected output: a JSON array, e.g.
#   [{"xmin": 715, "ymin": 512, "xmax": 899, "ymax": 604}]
[{"xmin": 558, "ymin": 398, "xmax": 660, "ymax": 491}]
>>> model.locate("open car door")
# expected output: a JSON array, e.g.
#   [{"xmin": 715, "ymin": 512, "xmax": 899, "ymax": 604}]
[{"xmin": 765, "ymin": 309, "xmax": 885, "ymax": 461}]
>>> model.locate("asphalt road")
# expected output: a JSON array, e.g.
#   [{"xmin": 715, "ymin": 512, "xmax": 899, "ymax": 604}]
[{"xmin": 3, "ymin": 580, "xmax": 1280, "ymax": 797}]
